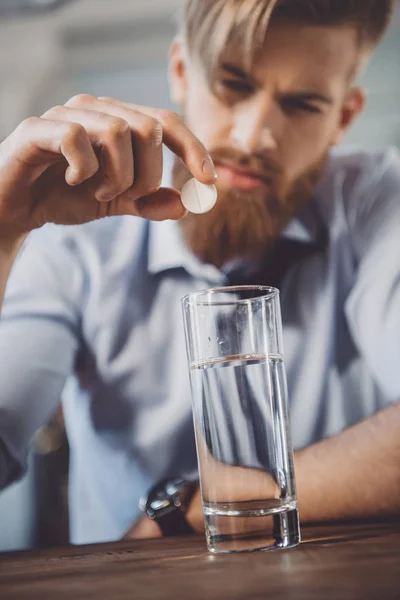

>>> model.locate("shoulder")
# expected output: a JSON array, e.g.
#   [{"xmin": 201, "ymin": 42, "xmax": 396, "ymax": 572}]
[
  {"xmin": 327, "ymin": 144, "xmax": 398, "ymax": 189},
  {"xmin": 314, "ymin": 145, "xmax": 400, "ymax": 227},
  {"xmin": 319, "ymin": 145, "xmax": 399, "ymax": 194}
]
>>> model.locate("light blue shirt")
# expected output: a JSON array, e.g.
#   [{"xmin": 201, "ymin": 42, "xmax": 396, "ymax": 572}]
[{"xmin": 0, "ymin": 146, "xmax": 399, "ymax": 544}]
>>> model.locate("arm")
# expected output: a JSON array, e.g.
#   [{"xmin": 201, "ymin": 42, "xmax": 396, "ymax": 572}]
[
  {"xmin": 300, "ymin": 149, "xmax": 400, "ymax": 521},
  {"xmin": 126, "ymin": 402, "xmax": 400, "ymax": 539},
  {"xmin": 0, "ymin": 95, "xmax": 217, "ymax": 311},
  {"xmin": 0, "ymin": 232, "xmax": 83, "ymax": 488},
  {"xmin": 295, "ymin": 402, "xmax": 400, "ymax": 522}
]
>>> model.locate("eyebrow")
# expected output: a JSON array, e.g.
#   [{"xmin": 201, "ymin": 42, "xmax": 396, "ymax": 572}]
[
  {"xmin": 220, "ymin": 62, "xmax": 259, "ymax": 86},
  {"xmin": 279, "ymin": 91, "xmax": 333, "ymax": 105}
]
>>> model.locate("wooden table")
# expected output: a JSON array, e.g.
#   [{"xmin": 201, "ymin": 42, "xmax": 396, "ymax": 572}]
[{"xmin": 0, "ymin": 522, "xmax": 399, "ymax": 600}]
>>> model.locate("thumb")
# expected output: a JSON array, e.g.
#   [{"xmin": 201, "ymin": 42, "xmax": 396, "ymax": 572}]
[{"xmin": 108, "ymin": 187, "xmax": 187, "ymax": 222}]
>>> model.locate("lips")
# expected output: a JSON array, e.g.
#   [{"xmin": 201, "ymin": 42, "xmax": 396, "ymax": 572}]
[{"xmin": 215, "ymin": 162, "xmax": 273, "ymax": 191}]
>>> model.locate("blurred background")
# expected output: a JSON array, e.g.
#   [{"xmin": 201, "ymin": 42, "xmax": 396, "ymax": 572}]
[{"xmin": 0, "ymin": 0, "xmax": 399, "ymax": 553}]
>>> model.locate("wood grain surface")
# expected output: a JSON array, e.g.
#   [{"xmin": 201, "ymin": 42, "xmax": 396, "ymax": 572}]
[{"xmin": 0, "ymin": 521, "xmax": 399, "ymax": 600}]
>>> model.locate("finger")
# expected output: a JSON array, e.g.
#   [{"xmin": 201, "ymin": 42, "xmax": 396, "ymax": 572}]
[
  {"xmin": 11, "ymin": 117, "xmax": 99, "ymax": 185},
  {"xmin": 101, "ymin": 99, "xmax": 218, "ymax": 184},
  {"xmin": 68, "ymin": 95, "xmax": 217, "ymax": 185},
  {"xmin": 117, "ymin": 111, "xmax": 163, "ymax": 202},
  {"xmin": 42, "ymin": 106, "xmax": 134, "ymax": 202},
  {"xmin": 65, "ymin": 96, "xmax": 164, "ymax": 201},
  {"xmin": 104, "ymin": 187, "xmax": 187, "ymax": 222}
]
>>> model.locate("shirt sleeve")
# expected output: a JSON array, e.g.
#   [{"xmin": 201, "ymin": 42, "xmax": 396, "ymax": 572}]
[
  {"xmin": 345, "ymin": 148, "xmax": 400, "ymax": 402},
  {"xmin": 0, "ymin": 227, "xmax": 84, "ymax": 488}
]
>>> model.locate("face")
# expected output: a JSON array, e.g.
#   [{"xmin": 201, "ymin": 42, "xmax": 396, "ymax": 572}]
[{"xmin": 170, "ymin": 21, "xmax": 366, "ymax": 267}]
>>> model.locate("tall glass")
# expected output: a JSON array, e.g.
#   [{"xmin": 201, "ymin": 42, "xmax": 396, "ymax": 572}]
[{"xmin": 182, "ymin": 286, "xmax": 300, "ymax": 554}]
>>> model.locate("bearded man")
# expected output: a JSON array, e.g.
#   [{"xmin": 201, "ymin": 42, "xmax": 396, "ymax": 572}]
[{"xmin": 0, "ymin": 0, "xmax": 399, "ymax": 545}]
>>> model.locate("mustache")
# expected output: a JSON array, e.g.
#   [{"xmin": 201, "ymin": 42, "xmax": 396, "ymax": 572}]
[{"xmin": 209, "ymin": 147, "xmax": 282, "ymax": 179}]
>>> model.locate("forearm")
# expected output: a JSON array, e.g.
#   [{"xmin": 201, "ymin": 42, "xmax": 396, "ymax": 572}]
[
  {"xmin": 0, "ymin": 231, "xmax": 28, "ymax": 312},
  {"xmin": 295, "ymin": 402, "xmax": 400, "ymax": 523},
  {"xmin": 127, "ymin": 404, "xmax": 400, "ymax": 540}
]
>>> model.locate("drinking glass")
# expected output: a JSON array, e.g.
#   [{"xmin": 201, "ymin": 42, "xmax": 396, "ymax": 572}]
[{"xmin": 182, "ymin": 286, "xmax": 300, "ymax": 553}]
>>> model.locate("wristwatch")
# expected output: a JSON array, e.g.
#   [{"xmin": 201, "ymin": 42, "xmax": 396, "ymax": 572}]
[{"xmin": 139, "ymin": 478, "xmax": 198, "ymax": 537}]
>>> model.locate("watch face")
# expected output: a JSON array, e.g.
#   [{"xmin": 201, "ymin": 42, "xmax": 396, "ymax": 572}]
[{"xmin": 141, "ymin": 478, "xmax": 186, "ymax": 519}]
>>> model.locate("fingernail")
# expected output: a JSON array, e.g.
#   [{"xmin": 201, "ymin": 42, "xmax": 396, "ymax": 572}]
[{"xmin": 202, "ymin": 157, "xmax": 218, "ymax": 180}]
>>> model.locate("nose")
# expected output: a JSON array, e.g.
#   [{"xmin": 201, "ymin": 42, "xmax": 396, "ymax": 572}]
[{"xmin": 230, "ymin": 95, "xmax": 278, "ymax": 154}]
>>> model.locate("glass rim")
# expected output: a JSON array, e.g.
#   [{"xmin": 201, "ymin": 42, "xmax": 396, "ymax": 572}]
[{"xmin": 181, "ymin": 285, "xmax": 279, "ymax": 307}]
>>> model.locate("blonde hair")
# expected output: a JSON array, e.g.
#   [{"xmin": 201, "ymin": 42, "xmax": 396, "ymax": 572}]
[
  {"xmin": 181, "ymin": 0, "xmax": 394, "ymax": 78},
  {"xmin": 181, "ymin": 0, "xmax": 278, "ymax": 77}
]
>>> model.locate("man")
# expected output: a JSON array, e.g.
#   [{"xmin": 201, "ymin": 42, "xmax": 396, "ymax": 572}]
[{"xmin": 0, "ymin": 0, "xmax": 399, "ymax": 545}]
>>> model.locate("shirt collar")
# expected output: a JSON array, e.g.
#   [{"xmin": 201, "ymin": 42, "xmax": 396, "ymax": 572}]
[
  {"xmin": 148, "ymin": 152, "xmax": 324, "ymax": 277},
  {"xmin": 281, "ymin": 201, "xmax": 320, "ymax": 244},
  {"xmin": 148, "ymin": 219, "xmax": 224, "ymax": 284}
]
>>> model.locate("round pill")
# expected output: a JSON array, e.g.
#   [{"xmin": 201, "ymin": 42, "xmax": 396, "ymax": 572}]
[{"xmin": 181, "ymin": 178, "xmax": 218, "ymax": 214}]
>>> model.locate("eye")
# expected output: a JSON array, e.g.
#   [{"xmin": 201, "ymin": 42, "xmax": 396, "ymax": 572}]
[
  {"xmin": 219, "ymin": 79, "xmax": 255, "ymax": 96},
  {"xmin": 281, "ymin": 98, "xmax": 322, "ymax": 115}
]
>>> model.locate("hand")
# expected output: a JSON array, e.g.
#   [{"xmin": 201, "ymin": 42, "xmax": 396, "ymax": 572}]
[
  {"xmin": 0, "ymin": 94, "xmax": 217, "ymax": 240},
  {"xmin": 123, "ymin": 512, "xmax": 163, "ymax": 540},
  {"xmin": 124, "ymin": 458, "xmax": 278, "ymax": 541},
  {"xmin": 195, "ymin": 435, "xmax": 280, "ymax": 506}
]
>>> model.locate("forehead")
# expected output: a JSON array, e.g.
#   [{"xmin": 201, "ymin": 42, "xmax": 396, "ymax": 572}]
[{"xmin": 225, "ymin": 23, "xmax": 361, "ymax": 93}]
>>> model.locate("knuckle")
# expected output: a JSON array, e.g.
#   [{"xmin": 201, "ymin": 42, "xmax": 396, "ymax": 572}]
[
  {"xmin": 42, "ymin": 105, "xmax": 64, "ymax": 119},
  {"xmin": 65, "ymin": 93, "xmax": 95, "ymax": 108},
  {"xmin": 16, "ymin": 116, "xmax": 39, "ymax": 134},
  {"xmin": 104, "ymin": 117, "xmax": 130, "ymax": 141},
  {"xmin": 13, "ymin": 118, "xmax": 41, "ymax": 155},
  {"xmin": 141, "ymin": 118, "xmax": 163, "ymax": 145},
  {"xmin": 62, "ymin": 122, "xmax": 86, "ymax": 146},
  {"xmin": 159, "ymin": 110, "xmax": 180, "ymax": 127}
]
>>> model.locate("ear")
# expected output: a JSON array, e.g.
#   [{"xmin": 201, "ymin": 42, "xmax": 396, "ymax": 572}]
[
  {"xmin": 168, "ymin": 38, "xmax": 188, "ymax": 106},
  {"xmin": 331, "ymin": 87, "xmax": 367, "ymax": 146}
]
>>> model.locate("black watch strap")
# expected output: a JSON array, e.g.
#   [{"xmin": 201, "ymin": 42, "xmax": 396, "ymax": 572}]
[
  {"xmin": 141, "ymin": 479, "xmax": 198, "ymax": 537},
  {"xmin": 157, "ymin": 504, "xmax": 195, "ymax": 537}
]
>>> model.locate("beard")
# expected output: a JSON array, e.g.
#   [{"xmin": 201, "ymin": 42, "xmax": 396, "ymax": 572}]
[{"xmin": 175, "ymin": 147, "xmax": 328, "ymax": 269}]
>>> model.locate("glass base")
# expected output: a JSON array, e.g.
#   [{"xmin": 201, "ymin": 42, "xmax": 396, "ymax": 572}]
[{"xmin": 204, "ymin": 501, "xmax": 300, "ymax": 554}]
